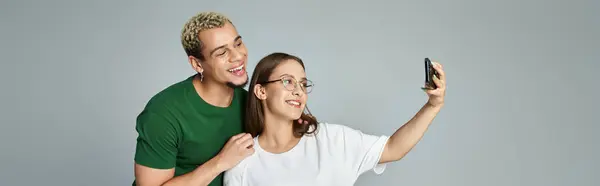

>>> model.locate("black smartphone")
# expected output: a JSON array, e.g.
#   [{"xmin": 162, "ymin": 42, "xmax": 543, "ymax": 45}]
[{"xmin": 423, "ymin": 58, "xmax": 438, "ymax": 90}]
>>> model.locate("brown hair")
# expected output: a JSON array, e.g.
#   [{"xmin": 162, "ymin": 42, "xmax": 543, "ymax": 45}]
[{"xmin": 245, "ymin": 52, "xmax": 319, "ymax": 138}]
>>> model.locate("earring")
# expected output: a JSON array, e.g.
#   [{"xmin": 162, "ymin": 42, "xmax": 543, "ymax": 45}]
[{"xmin": 194, "ymin": 59, "xmax": 204, "ymax": 82}]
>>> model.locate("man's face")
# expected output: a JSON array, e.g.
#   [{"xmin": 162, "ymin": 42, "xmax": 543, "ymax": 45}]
[{"xmin": 196, "ymin": 22, "xmax": 248, "ymax": 87}]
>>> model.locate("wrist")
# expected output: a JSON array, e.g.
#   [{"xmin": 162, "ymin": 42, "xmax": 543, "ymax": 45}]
[
  {"xmin": 209, "ymin": 154, "xmax": 227, "ymax": 173},
  {"xmin": 425, "ymin": 101, "xmax": 444, "ymax": 109}
]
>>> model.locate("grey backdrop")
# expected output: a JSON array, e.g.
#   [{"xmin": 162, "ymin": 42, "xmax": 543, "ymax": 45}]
[{"xmin": 1, "ymin": 0, "xmax": 598, "ymax": 185}]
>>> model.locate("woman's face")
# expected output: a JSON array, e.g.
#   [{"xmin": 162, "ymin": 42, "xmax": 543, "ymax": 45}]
[{"xmin": 256, "ymin": 59, "xmax": 312, "ymax": 121}]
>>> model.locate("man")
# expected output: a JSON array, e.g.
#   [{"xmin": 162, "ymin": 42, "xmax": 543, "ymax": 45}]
[{"xmin": 132, "ymin": 12, "xmax": 255, "ymax": 186}]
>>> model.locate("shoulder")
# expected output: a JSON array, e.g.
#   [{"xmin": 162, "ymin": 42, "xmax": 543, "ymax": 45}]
[
  {"xmin": 147, "ymin": 77, "xmax": 192, "ymax": 107},
  {"xmin": 308, "ymin": 123, "xmax": 353, "ymax": 142},
  {"xmin": 229, "ymin": 137, "xmax": 258, "ymax": 170},
  {"xmin": 142, "ymin": 76, "xmax": 193, "ymax": 113},
  {"xmin": 314, "ymin": 122, "xmax": 357, "ymax": 135},
  {"xmin": 224, "ymin": 149, "xmax": 255, "ymax": 184},
  {"xmin": 313, "ymin": 122, "xmax": 385, "ymax": 141},
  {"xmin": 227, "ymin": 156, "xmax": 251, "ymax": 174},
  {"xmin": 136, "ymin": 76, "xmax": 193, "ymax": 127}
]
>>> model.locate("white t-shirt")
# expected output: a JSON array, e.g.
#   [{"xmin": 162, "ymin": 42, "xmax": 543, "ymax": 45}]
[{"xmin": 224, "ymin": 122, "xmax": 390, "ymax": 186}]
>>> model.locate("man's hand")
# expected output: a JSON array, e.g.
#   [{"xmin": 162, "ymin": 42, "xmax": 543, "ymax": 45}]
[
  {"xmin": 424, "ymin": 61, "xmax": 446, "ymax": 107},
  {"xmin": 215, "ymin": 133, "xmax": 255, "ymax": 171},
  {"xmin": 135, "ymin": 133, "xmax": 255, "ymax": 186}
]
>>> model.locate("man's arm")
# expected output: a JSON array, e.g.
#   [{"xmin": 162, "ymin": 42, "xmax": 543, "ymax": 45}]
[
  {"xmin": 379, "ymin": 61, "xmax": 446, "ymax": 163},
  {"xmin": 135, "ymin": 154, "xmax": 224, "ymax": 186},
  {"xmin": 134, "ymin": 130, "xmax": 255, "ymax": 186},
  {"xmin": 133, "ymin": 108, "xmax": 255, "ymax": 186}
]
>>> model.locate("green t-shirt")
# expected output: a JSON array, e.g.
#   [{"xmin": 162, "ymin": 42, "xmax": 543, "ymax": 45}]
[{"xmin": 133, "ymin": 75, "xmax": 246, "ymax": 186}]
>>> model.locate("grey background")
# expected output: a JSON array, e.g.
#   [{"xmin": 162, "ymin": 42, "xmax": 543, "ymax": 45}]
[{"xmin": 1, "ymin": 0, "xmax": 598, "ymax": 185}]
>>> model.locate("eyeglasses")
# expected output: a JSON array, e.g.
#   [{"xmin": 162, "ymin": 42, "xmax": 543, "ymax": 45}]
[{"xmin": 259, "ymin": 75, "xmax": 314, "ymax": 94}]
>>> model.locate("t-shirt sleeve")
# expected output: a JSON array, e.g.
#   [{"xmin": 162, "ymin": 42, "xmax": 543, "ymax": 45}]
[
  {"xmin": 134, "ymin": 110, "xmax": 180, "ymax": 169},
  {"xmin": 325, "ymin": 123, "xmax": 390, "ymax": 176}
]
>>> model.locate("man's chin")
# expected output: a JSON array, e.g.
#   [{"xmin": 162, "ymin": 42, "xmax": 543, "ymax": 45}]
[{"xmin": 226, "ymin": 77, "xmax": 249, "ymax": 89}]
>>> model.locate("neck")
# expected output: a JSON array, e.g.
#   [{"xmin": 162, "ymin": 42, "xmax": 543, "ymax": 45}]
[
  {"xmin": 192, "ymin": 74, "xmax": 234, "ymax": 107},
  {"xmin": 258, "ymin": 112, "xmax": 299, "ymax": 153}
]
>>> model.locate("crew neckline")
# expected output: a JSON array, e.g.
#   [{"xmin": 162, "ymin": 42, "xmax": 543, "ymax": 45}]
[
  {"xmin": 185, "ymin": 75, "xmax": 241, "ymax": 113},
  {"xmin": 254, "ymin": 135, "xmax": 306, "ymax": 156}
]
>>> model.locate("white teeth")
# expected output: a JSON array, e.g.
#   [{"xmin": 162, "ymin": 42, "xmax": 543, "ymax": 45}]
[
  {"xmin": 286, "ymin": 101, "xmax": 300, "ymax": 105},
  {"xmin": 228, "ymin": 65, "xmax": 244, "ymax": 72}
]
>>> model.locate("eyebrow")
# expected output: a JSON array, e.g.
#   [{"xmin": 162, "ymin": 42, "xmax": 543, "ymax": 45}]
[
  {"xmin": 280, "ymin": 74, "xmax": 307, "ymax": 80},
  {"xmin": 208, "ymin": 35, "xmax": 242, "ymax": 56}
]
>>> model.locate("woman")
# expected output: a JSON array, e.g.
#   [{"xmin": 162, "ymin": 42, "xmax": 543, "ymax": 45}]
[{"xmin": 224, "ymin": 52, "xmax": 446, "ymax": 186}]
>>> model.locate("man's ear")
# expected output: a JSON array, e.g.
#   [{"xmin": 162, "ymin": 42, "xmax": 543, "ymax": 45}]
[
  {"xmin": 253, "ymin": 84, "xmax": 267, "ymax": 100},
  {"xmin": 188, "ymin": 56, "xmax": 204, "ymax": 74}
]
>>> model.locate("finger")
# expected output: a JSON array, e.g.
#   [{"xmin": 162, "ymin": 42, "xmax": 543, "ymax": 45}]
[
  {"xmin": 297, "ymin": 118, "xmax": 303, "ymax": 124},
  {"xmin": 424, "ymin": 88, "xmax": 438, "ymax": 95},
  {"xmin": 245, "ymin": 148, "xmax": 255, "ymax": 156},
  {"xmin": 432, "ymin": 61, "xmax": 446, "ymax": 82},
  {"xmin": 235, "ymin": 133, "xmax": 253, "ymax": 144},
  {"xmin": 304, "ymin": 120, "xmax": 308, "ymax": 124},
  {"xmin": 432, "ymin": 75, "xmax": 443, "ymax": 89},
  {"xmin": 239, "ymin": 137, "xmax": 254, "ymax": 149},
  {"xmin": 229, "ymin": 133, "xmax": 247, "ymax": 142}
]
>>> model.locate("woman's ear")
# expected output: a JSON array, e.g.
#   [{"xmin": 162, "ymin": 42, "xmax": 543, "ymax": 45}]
[{"xmin": 253, "ymin": 84, "xmax": 267, "ymax": 100}]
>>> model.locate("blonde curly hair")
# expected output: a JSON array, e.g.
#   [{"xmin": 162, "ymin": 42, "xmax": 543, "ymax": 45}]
[{"xmin": 181, "ymin": 12, "xmax": 233, "ymax": 61}]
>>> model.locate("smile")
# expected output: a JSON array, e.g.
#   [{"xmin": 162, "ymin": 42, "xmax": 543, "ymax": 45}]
[
  {"xmin": 228, "ymin": 64, "xmax": 245, "ymax": 76},
  {"xmin": 228, "ymin": 64, "xmax": 244, "ymax": 72},
  {"xmin": 286, "ymin": 100, "xmax": 301, "ymax": 108}
]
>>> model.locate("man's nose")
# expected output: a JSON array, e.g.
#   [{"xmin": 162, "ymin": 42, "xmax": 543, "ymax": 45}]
[{"xmin": 229, "ymin": 48, "xmax": 244, "ymax": 62}]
